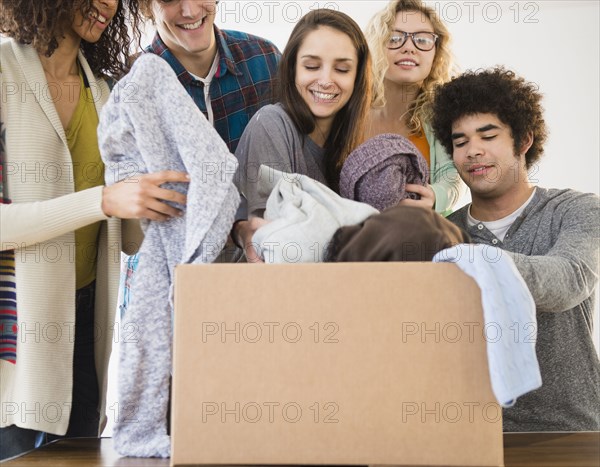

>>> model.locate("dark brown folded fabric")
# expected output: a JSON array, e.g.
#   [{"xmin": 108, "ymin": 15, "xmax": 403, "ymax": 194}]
[{"xmin": 325, "ymin": 205, "xmax": 470, "ymax": 262}]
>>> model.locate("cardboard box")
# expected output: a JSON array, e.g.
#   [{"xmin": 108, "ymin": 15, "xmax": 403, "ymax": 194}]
[{"xmin": 172, "ymin": 263, "xmax": 503, "ymax": 466}]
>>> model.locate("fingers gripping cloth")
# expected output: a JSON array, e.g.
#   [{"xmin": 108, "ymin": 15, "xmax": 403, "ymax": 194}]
[{"xmin": 98, "ymin": 54, "xmax": 240, "ymax": 457}]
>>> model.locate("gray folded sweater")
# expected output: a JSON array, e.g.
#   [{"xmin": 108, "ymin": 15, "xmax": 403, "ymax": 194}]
[{"xmin": 98, "ymin": 54, "xmax": 240, "ymax": 457}]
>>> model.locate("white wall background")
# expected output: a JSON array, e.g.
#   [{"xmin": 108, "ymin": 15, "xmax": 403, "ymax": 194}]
[{"xmin": 104, "ymin": 0, "xmax": 599, "ymax": 436}]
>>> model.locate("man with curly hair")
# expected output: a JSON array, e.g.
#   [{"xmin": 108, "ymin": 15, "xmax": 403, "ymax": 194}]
[{"xmin": 431, "ymin": 67, "xmax": 600, "ymax": 431}]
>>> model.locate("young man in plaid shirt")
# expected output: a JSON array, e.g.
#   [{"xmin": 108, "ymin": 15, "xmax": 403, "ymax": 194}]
[{"xmin": 120, "ymin": 0, "xmax": 281, "ymax": 313}]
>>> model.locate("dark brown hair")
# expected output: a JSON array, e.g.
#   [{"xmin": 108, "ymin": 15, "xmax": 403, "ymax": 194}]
[
  {"xmin": 277, "ymin": 9, "xmax": 372, "ymax": 190},
  {"xmin": 0, "ymin": 0, "xmax": 143, "ymax": 78}
]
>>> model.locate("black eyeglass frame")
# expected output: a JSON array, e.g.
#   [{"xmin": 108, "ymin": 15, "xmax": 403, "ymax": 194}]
[{"xmin": 386, "ymin": 31, "xmax": 439, "ymax": 51}]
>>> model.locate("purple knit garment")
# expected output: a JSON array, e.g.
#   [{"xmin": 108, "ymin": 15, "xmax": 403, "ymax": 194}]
[{"xmin": 339, "ymin": 133, "xmax": 429, "ymax": 211}]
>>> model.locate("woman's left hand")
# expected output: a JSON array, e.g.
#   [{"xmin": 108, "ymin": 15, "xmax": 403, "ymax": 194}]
[
  {"xmin": 232, "ymin": 217, "xmax": 270, "ymax": 263},
  {"xmin": 399, "ymin": 184, "xmax": 436, "ymax": 210}
]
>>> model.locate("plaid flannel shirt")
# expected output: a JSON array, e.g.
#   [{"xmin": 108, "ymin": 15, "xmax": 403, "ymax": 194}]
[{"xmin": 145, "ymin": 27, "xmax": 281, "ymax": 153}]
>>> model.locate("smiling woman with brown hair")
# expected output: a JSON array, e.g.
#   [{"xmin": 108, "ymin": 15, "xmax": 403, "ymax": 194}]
[
  {"xmin": 0, "ymin": 0, "xmax": 190, "ymax": 459},
  {"xmin": 232, "ymin": 9, "xmax": 372, "ymax": 260}
]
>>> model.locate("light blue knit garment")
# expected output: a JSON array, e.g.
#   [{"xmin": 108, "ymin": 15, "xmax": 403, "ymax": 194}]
[
  {"xmin": 98, "ymin": 54, "xmax": 240, "ymax": 457},
  {"xmin": 433, "ymin": 244, "xmax": 542, "ymax": 407}
]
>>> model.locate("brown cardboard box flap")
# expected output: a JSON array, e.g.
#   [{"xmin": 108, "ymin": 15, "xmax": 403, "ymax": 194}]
[{"xmin": 172, "ymin": 263, "xmax": 503, "ymax": 466}]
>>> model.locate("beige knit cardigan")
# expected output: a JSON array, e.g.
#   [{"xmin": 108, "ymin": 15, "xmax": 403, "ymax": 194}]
[{"xmin": 0, "ymin": 38, "xmax": 139, "ymax": 435}]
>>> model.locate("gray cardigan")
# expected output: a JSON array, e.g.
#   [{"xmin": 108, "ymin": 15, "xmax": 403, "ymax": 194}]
[
  {"xmin": 98, "ymin": 54, "xmax": 240, "ymax": 457},
  {"xmin": 449, "ymin": 187, "xmax": 600, "ymax": 431}
]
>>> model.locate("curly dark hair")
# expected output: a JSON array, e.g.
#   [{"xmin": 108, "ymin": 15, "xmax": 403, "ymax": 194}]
[
  {"xmin": 431, "ymin": 67, "xmax": 548, "ymax": 169},
  {"xmin": 0, "ymin": 0, "xmax": 143, "ymax": 78}
]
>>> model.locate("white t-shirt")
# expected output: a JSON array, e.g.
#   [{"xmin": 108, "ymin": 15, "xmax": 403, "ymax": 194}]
[
  {"xmin": 467, "ymin": 188, "xmax": 537, "ymax": 242},
  {"xmin": 189, "ymin": 51, "xmax": 220, "ymax": 126}
]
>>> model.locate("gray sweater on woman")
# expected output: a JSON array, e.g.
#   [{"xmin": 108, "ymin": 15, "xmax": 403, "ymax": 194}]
[{"xmin": 449, "ymin": 187, "xmax": 600, "ymax": 432}]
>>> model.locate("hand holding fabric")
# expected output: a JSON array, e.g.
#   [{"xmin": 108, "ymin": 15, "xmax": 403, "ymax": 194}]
[
  {"xmin": 101, "ymin": 170, "xmax": 189, "ymax": 220},
  {"xmin": 399, "ymin": 183, "xmax": 436, "ymax": 209},
  {"xmin": 235, "ymin": 217, "xmax": 269, "ymax": 263}
]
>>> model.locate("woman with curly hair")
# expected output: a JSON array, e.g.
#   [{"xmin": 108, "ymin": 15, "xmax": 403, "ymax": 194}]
[
  {"xmin": 0, "ymin": 0, "xmax": 189, "ymax": 458},
  {"xmin": 364, "ymin": 0, "xmax": 463, "ymax": 215}
]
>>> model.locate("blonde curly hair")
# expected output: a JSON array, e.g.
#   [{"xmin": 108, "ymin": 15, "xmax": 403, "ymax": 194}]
[{"xmin": 365, "ymin": 0, "xmax": 456, "ymax": 134}]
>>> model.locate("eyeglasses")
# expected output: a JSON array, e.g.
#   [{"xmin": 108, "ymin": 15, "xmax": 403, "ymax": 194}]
[{"xmin": 387, "ymin": 31, "xmax": 438, "ymax": 51}]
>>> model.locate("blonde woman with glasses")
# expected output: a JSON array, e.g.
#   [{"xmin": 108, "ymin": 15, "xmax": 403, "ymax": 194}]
[{"xmin": 365, "ymin": 0, "xmax": 463, "ymax": 215}]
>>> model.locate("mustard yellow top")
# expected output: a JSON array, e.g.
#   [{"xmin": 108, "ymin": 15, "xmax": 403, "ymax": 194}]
[{"xmin": 66, "ymin": 68, "xmax": 105, "ymax": 289}]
